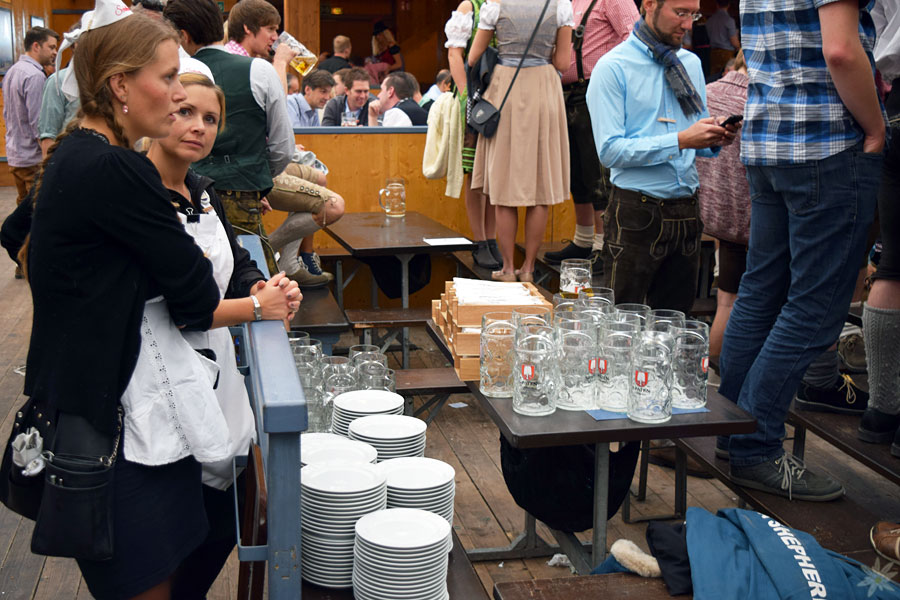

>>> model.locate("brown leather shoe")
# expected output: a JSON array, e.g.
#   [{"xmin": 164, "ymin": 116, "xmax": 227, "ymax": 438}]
[
  {"xmin": 870, "ymin": 521, "xmax": 900, "ymax": 562},
  {"xmin": 647, "ymin": 440, "xmax": 713, "ymax": 478}
]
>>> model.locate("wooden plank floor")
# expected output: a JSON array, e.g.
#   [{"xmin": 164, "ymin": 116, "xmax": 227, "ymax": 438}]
[{"xmin": 0, "ymin": 186, "xmax": 897, "ymax": 598}]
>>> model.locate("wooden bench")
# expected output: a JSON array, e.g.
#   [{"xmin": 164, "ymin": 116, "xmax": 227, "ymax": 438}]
[
  {"xmin": 787, "ymin": 407, "xmax": 900, "ymax": 487},
  {"xmin": 494, "ymin": 574, "xmax": 679, "ymax": 600},
  {"xmin": 395, "ymin": 366, "xmax": 469, "ymax": 424},
  {"xmin": 301, "ymin": 529, "xmax": 487, "ymax": 599},
  {"xmin": 344, "ymin": 307, "xmax": 433, "ymax": 368},
  {"xmin": 289, "ymin": 286, "xmax": 349, "ymax": 355},
  {"xmin": 675, "ymin": 436, "xmax": 882, "ymax": 555}
]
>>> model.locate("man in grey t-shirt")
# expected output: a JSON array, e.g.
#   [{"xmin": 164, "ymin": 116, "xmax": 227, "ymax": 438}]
[{"xmin": 706, "ymin": 0, "xmax": 740, "ymax": 75}]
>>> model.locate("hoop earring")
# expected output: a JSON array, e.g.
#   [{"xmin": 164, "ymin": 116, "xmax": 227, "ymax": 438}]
[{"xmin": 122, "ymin": 104, "xmax": 129, "ymax": 114}]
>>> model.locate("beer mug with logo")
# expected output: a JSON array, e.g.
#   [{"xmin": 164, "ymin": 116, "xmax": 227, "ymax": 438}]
[
  {"xmin": 627, "ymin": 330, "xmax": 675, "ymax": 423},
  {"xmin": 512, "ymin": 327, "xmax": 557, "ymax": 416}
]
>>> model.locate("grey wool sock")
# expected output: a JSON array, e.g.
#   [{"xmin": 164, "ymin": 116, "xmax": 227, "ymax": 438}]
[{"xmin": 863, "ymin": 303, "xmax": 900, "ymax": 414}]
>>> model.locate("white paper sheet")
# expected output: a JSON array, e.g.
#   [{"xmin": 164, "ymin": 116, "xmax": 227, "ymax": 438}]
[{"xmin": 423, "ymin": 237, "xmax": 473, "ymax": 245}]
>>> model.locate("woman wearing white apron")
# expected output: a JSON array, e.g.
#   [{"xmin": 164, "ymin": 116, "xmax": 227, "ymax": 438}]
[{"xmin": 145, "ymin": 69, "xmax": 302, "ymax": 597}]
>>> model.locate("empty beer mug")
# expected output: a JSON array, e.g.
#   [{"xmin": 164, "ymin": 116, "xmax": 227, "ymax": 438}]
[
  {"xmin": 560, "ymin": 259, "xmax": 592, "ymax": 294},
  {"xmin": 648, "ymin": 309, "xmax": 686, "ymax": 334},
  {"xmin": 578, "ymin": 287, "xmax": 615, "ymax": 306},
  {"xmin": 513, "ymin": 333, "xmax": 557, "ymax": 416},
  {"xmin": 480, "ymin": 312, "xmax": 515, "ymax": 398},
  {"xmin": 671, "ymin": 320, "xmax": 709, "ymax": 409},
  {"xmin": 615, "ymin": 303, "xmax": 651, "ymax": 329},
  {"xmin": 596, "ymin": 320, "xmax": 639, "ymax": 412},
  {"xmin": 555, "ymin": 320, "xmax": 597, "ymax": 411},
  {"xmin": 627, "ymin": 331, "xmax": 675, "ymax": 424},
  {"xmin": 378, "ymin": 178, "xmax": 406, "ymax": 217}
]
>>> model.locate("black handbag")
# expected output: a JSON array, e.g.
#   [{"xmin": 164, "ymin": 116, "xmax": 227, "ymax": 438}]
[
  {"xmin": 30, "ymin": 408, "xmax": 122, "ymax": 561},
  {"xmin": 467, "ymin": 0, "xmax": 553, "ymax": 138},
  {"xmin": 0, "ymin": 397, "xmax": 56, "ymax": 520}
]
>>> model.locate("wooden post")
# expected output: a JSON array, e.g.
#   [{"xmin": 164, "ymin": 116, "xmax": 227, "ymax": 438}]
[{"xmin": 284, "ymin": 0, "xmax": 319, "ymax": 55}]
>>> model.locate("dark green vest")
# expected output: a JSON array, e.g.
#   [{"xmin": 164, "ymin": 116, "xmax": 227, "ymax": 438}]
[{"xmin": 193, "ymin": 48, "xmax": 271, "ymax": 192}]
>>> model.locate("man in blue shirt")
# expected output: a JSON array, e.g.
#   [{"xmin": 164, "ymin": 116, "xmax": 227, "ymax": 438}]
[
  {"xmin": 586, "ymin": 0, "xmax": 734, "ymax": 316},
  {"xmin": 286, "ymin": 69, "xmax": 334, "ymax": 129},
  {"xmin": 717, "ymin": 0, "xmax": 885, "ymax": 501}
]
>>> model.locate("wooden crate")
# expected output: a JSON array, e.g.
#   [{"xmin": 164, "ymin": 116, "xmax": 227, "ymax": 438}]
[{"xmin": 449, "ymin": 282, "xmax": 551, "ymax": 327}]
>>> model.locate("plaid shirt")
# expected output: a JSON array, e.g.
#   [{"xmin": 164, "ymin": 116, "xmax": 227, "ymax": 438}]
[
  {"xmin": 560, "ymin": 0, "xmax": 639, "ymax": 85},
  {"xmin": 741, "ymin": 0, "xmax": 881, "ymax": 165}
]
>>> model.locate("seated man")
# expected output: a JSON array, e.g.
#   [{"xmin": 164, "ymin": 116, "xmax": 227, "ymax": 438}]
[
  {"xmin": 368, "ymin": 72, "xmax": 427, "ymax": 127},
  {"xmin": 322, "ymin": 67, "xmax": 373, "ymax": 126},
  {"xmin": 266, "ymin": 154, "xmax": 346, "ymax": 288},
  {"xmin": 287, "ymin": 69, "xmax": 334, "ymax": 128},
  {"xmin": 287, "ymin": 72, "xmax": 300, "ymax": 95}
]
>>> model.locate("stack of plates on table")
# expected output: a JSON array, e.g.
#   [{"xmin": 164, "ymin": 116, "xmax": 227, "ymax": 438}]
[
  {"xmin": 376, "ymin": 457, "xmax": 455, "ymax": 525},
  {"xmin": 353, "ymin": 508, "xmax": 452, "ymax": 600},
  {"xmin": 301, "ymin": 433, "xmax": 377, "ymax": 467},
  {"xmin": 348, "ymin": 415, "xmax": 427, "ymax": 461},
  {"xmin": 300, "ymin": 463, "xmax": 387, "ymax": 588},
  {"xmin": 331, "ymin": 390, "xmax": 404, "ymax": 438}
]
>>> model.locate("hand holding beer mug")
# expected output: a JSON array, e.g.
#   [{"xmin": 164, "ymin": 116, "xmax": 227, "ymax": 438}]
[{"xmin": 272, "ymin": 31, "xmax": 318, "ymax": 76}]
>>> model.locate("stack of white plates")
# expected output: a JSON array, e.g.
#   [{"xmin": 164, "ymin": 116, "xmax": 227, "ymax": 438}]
[
  {"xmin": 301, "ymin": 434, "xmax": 377, "ymax": 467},
  {"xmin": 353, "ymin": 508, "xmax": 452, "ymax": 600},
  {"xmin": 348, "ymin": 415, "xmax": 427, "ymax": 461},
  {"xmin": 377, "ymin": 457, "xmax": 455, "ymax": 525},
  {"xmin": 300, "ymin": 463, "xmax": 387, "ymax": 588},
  {"xmin": 331, "ymin": 390, "xmax": 404, "ymax": 437}
]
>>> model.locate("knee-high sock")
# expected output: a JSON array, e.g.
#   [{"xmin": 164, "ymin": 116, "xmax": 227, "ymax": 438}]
[{"xmin": 864, "ymin": 304, "xmax": 900, "ymax": 414}]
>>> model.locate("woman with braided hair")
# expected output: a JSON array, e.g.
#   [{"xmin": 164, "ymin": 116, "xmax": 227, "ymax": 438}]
[{"xmin": 19, "ymin": 3, "xmax": 269, "ymax": 598}]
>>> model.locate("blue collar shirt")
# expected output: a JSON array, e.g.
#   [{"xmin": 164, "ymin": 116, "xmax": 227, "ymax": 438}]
[
  {"xmin": 286, "ymin": 93, "xmax": 320, "ymax": 128},
  {"xmin": 586, "ymin": 33, "xmax": 717, "ymax": 199}
]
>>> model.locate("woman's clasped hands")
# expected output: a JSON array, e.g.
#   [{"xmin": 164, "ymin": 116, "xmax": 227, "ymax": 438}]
[{"xmin": 251, "ymin": 271, "xmax": 302, "ymax": 321}]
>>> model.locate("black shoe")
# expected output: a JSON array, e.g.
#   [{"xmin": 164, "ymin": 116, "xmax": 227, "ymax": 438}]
[
  {"xmin": 858, "ymin": 408, "xmax": 900, "ymax": 444},
  {"xmin": 487, "ymin": 239, "xmax": 503, "ymax": 264},
  {"xmin": 589, "ymin": 249, "xmax": 604, "ymax": 276},
  {"xmin": 543, "ymin": 241, "xmax": 591, "ymax": 265},
  {"xmin": 730, "ymin": 453, "xmax": 844, "ymax": 501},
  {"xmin": 472, "ymin": 241, "xmax": 501, "ymax": 270},
  {"xmin": 794, "ymin": 374, "xmax": 868, "ymax": 415}
]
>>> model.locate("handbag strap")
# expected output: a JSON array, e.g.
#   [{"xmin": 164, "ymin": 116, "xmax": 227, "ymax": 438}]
[
  {"xmin": 574, "ymin": 0, "xmax": 601, "ymax": 82},
  {"xmin": 496, "ymin": 0, "xmax": 554, "ymax": 113}
]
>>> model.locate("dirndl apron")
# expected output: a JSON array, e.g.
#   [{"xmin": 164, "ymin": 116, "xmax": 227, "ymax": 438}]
[{"xmin": 178, "ymin": 191, "xmax": 257, "ymax": 490}]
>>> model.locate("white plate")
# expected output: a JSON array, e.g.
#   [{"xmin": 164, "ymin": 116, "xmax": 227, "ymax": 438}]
[
  {"xmin": 300, "ymin": 463, "xmax": 385, "ymax": 495},
  {"xmin": 376, "ymin": 457, "xmax": 455, "ymax": 490},
  {"xmin": 333, "ymin": 390, "xmax": 404, "ymax": 414},
  {"xmin": 352, "ymin": 574, "xmax": 447, "ymax": 597},
  {"xmin": 387, "ymin": 486, "xmax": 454, "ymax": 500},
  {"xmin": 301, "ymin": 438, "xmax": 377, "ymax": 466},
  {"xmin": 300, "ymin": 432, "xmax": 347, "ymax": 445},
  {"xmin": 355, "ymin": 508, "xmax": 451, "ymax": 549},
  {"xmin": 334, "ymin": 406, "xmax": 404, "ymax": 418},
  {"xmin": 349, "ymin": 415, "xmax": 427, "ymax": 440},
  {"xmin": 356, "ymin": 534, "xmax": 453, "ymax": 557}
]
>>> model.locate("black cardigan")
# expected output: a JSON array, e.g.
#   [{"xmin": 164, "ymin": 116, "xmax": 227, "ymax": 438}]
[
  {"xmin": 25, "ymin": 129, "xmax": 220, "ymax": 435},
  {"xmin": 169, "ymin": 171, "xmax": 265, "ymax": 299}
]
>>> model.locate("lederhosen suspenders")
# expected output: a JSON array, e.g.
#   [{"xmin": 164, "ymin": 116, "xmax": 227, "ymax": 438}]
[{"xmin": 573, "ymin": 0, "xmax": 601, "ymax": 84}]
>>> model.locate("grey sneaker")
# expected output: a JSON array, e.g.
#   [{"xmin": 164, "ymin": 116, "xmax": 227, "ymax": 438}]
[
  {"xmin": 300, "ymin": 251, "xmax": 334, "ymax": 282},
  {"xmin": 730, "ymin": 453, "xmax": 844, "ymax": 501},
  {"xmin": 287, "ymin": 257, "xmax": 330, "ymax": 289}
]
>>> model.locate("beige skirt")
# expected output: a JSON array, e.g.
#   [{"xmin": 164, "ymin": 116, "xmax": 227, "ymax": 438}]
[{"xmin": 471, "ymin": 63, "xmax": 570, "ymax": 207}]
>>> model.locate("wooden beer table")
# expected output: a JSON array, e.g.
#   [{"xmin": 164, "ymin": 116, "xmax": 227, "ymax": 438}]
[
  {"xmin": 324, "ymin": 212, "xmax": 474, "ymax": 367},
  {"xmin": 426, "ymin": 321, "xmax": 756, "ymax": 574}
]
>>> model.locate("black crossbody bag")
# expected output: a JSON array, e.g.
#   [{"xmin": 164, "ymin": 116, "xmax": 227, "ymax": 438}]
[{"xmin": 468, "ymin": 0, "xmax": 553, "ymax": 138}]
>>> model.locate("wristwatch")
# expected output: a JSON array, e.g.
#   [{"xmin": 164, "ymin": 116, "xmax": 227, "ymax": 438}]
[{"xmin": 250, "ymin": 295, "xmax": 263, "ymax": 321}]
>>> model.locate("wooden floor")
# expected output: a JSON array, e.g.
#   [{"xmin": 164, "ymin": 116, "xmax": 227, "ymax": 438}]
[{"xmin": 0, "ymin": 186, "xmax": 898, "ymax": 599}]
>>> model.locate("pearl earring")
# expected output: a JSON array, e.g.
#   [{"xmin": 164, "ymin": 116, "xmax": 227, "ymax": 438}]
[{"xmin": 122, "ymin": 104, "xmax": 129, "ymax": 114}]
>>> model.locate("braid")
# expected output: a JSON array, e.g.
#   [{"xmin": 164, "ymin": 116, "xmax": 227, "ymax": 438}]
[{"xmin": 17, "ymin": 117, "xmax": 82, "ymax": 282}]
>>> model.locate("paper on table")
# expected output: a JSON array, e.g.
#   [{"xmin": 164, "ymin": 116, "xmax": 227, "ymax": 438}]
[{"xmin": 423, "ymin": 237, "xmax": 472, "ymax": 246}]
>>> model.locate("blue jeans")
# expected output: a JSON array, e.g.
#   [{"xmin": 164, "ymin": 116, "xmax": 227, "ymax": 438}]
[{"xmin": 718, "ymin": 144, "xmax": 881, "ymax": 466}]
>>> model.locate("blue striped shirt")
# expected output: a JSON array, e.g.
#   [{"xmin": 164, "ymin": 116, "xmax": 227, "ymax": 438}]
[{"xmin": 740, "ymin": 0, "xmax": 881, "ymax": 165}]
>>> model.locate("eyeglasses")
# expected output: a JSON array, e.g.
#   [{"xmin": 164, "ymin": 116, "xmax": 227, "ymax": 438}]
[{"xmin": 672, "ymin": 9, "xmax": 703, "ymax": 22}]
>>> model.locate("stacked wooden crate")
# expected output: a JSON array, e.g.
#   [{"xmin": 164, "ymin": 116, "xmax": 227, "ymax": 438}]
[{"xmin": 431, "ymin": 279, "xmax": 552, "ymax": 381}]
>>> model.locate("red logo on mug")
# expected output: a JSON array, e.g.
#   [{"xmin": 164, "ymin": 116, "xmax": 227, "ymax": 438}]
[
  {"xmin": 634, "ymin": 370, "xmax": 649, "ymax": 387},
  {"xmin": 521, "ymin": 364, "xmax": 536, "ymax": 381},
  {"xmin": 598, "ymin": 358, "xmax": 608, "ymax": 374},
  {"xmin": 588, "ymin": 358, "xmax": 598, "ymax": 374},
  {"xmin": 700, "ymin": 356, "xmax": 709, "ymax": 373}
]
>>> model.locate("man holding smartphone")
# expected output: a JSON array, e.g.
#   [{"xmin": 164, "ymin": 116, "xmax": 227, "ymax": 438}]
[
  {"xmin": 586, "ymin": 0, "xmax": 736, "ymax": 316},
  {"xmin": 717, "ymin": 0, "xmax": 885, "ymax": 501}
]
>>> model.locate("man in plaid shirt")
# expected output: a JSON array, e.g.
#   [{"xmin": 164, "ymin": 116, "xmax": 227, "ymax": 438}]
[{"xmin": 717, "ymin": 0, "xmax": 886, "ymax": 501}]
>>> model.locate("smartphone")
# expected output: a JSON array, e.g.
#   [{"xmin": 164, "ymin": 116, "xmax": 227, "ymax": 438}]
[{"xmin": 721, "ymin": 114, "xmax": 743, "ymax": 127}]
